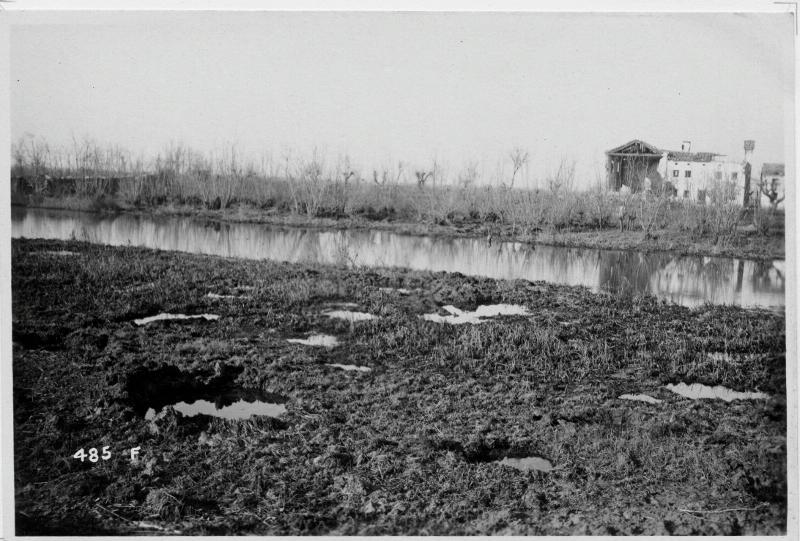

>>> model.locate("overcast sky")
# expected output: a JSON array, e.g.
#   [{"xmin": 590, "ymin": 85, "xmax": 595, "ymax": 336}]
[{"xmin": 9, "ymin": 12, "xmax": 794, "ymax": 188}]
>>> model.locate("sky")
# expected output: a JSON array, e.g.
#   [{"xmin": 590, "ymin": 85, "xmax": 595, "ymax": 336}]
[{"xmin": 9, "ymin": 11, "xmax": 795, "ymax": 189}]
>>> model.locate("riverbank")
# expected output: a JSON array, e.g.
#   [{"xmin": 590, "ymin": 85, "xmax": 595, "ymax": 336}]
[
  {"xmin": 12, "ymin": 238, "xmax": 786, "ymax": 535},
  {"xmin": 12, "ymin": 194, "xmax": 785, "ymax": 260}
]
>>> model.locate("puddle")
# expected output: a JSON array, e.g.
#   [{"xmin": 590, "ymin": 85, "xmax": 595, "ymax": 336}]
[
  {"xmin": 421, "ymin": 304, "xmax": 530, "ymax": 325},
  {"xmin": 619, "ymin": 394, "xmax": 662, "ymax": 404},
  {"xmin": 497, "ymin": 456, "xmax": 553, "ymax": 473},
  {"xmin": 327, "ymin": 301, "xmax": 359, "ymax": 308},
  {"xmin": 665, "ymin": 382, "xmax": 769, "ymax": 402},
  {"xmin": 126, "ymin": 365, "xmax": 289, "ymax": 422},
  {"xmin": 133, "ymin": 313, "xmax": 220, "ymax": 326},
  {"xmin": 124, "ymin": 283, "xmax": 155, "ymax": 293},
  {"xmin": 379, "ymin": 287, "xmax": 412, "ymax": 295},
  {"xmin": 146, "ymin": 397, "xmax": 286, "ymax": 421},
  {"xmin": 287, "ymin": 334, "xmax": 340, "ymax": 347},
  {"xmin": 705, "ymin": 352, "xmax": 763, "ymax": 363},
  {"xmin": 323, "ymin": 310, "xmax": 378, "ymax": 322},
  {"xmin": 36, "ymin": 250, "xmax": 79, "ymax": 256},
  {"xmin": 707, "ymin": 352, "xmax": 736, "ymax": 363},
  {"xmin": 206, "ymin": 292, "xmax": 245, "ymax": 300},
  {"xmin": 326, "ymin": 363, "xmax": 371, "ymax": 372}
]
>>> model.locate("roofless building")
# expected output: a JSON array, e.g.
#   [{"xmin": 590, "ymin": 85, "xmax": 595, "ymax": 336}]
[{"xmin": 605, "ymin": 140, "xmax": 665, "ymax": 193}]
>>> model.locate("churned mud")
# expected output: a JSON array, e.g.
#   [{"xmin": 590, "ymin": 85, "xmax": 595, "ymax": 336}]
[{"xmin": 11, "ymin": 238, "xmax": 786, "ymax": 535}]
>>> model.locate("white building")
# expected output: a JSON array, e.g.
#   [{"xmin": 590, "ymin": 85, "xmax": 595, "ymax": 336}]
[{"xmin": 662, "ymin": 146, "xmax": 745, "ymax": 203}]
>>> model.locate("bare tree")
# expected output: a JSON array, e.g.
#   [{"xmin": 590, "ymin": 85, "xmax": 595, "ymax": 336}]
[
  {"xmin": 297, "ymin": 151, "xmax": 326, "ymax": 216},
  {"xmin": 373, "ymin": 162, "xmax": 403, "ymax": 186},
  {"xmin": 331, "ymin": 155, "xmax": 356, "ymax": 215},
  {"xmin": 415, "ymin": 170, "xmax": 431, "ymax": 188},
  {"xmin": 616, "ymin": 195, "xmax": 636, "ymax": 231},
  {"xmin": 283, "ymin": 151, "xmax": 302, "ymax": 214},
  {"xmin": 635, "ymin": 186, "xmax": 671, "ymax": 239},
  {"xmin": 759, "ymin": 176, "xmax": 784, "ymax": 211},
  {"xmin": 458, "ymin": 161, "xmax": 479, "ymax": 188},
  {"xmin": 509, "ymin": 147, "xmax": 529, "ymax": 189},
  {"xmin": 547, "ymin": 156, "xmax": 575, "ymax": 194}
]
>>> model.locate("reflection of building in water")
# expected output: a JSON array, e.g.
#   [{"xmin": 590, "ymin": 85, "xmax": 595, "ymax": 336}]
[
  {"xmin": 597, "ymin": 249, "xmax": 785, "ymax": 309},
  {"xmin": 597, "ymin": 250, "xmax": 672, "ymax": 295},
  {"xmin": 647, "ymin": 256, "xmax": 736, "ymax": 307},
  {"xmin": 647, "ymin": 257, "xmax": 784, "ymax": 309},
  {"xmin": 737, "ymin": 259, "xmax": 784, "ymax": 308},
  {"xmin": 748, "ymin": 260, "xmax": 784, "ymax": 295}
]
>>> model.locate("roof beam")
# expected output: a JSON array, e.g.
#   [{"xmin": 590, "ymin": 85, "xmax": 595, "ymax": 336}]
[{"xmin": 606, "ymin": 152, "xmax": 662, "ymax": 157}]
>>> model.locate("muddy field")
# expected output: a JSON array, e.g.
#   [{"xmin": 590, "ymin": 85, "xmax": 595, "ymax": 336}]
[{"xmin": 11, "ymin": 238, "xmax": 787, "ymax": 535}]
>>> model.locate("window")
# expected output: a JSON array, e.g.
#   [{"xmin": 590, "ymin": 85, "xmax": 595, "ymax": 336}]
[
  {"xmin": 683, "ymin": 190, "xmax": 690, "ymax": 198},
  {"xmin": 697, "ymin": 190, "xmax": 706, "ymax": 203},
  {"xmin": 714, "ymin": 171, "xmax": 722, "ymax": 180},
  {"xmin": 685, "ymin": 170, "xmax": 692, "ymax": 178},
  {"xmin": 672, "ymin": 170, "xmax": 679, "ymax": 177},
  {"xmin": 731, "ymin": 172, "xmax": 738, "ymax": 180}
]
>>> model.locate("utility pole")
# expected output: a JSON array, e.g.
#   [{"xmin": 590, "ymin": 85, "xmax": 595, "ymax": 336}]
[{"xmin": 743, "ymin": 140, "xmax": 755, "ymax": 207}]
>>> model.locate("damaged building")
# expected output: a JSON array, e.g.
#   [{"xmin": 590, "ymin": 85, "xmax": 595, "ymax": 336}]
[
  {"xmin": 605, "ymin": 139, "xmax": 666, "ymax": 194},
  {"xmin": 606, "ymin": 139, "xmax": 751, "ymax": 203}
]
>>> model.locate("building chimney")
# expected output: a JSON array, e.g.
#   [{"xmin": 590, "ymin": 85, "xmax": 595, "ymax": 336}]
[
  {"xmin": 681, "ymin": 140, "xmax": 691, "ymax": 152},
  {"xmin": 744, "ymin": 140, "xmax": 755, "ymax": 163}
]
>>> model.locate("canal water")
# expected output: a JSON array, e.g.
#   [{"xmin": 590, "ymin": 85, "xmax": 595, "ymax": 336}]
[{"xmin": 11, "ymin": 207, "xmax": 785, "ymax": 310}]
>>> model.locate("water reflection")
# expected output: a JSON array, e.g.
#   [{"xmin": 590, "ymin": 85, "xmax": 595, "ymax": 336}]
[{"xmin": 11, "ymin": 207, "xmax": 784, "ymax": 310}]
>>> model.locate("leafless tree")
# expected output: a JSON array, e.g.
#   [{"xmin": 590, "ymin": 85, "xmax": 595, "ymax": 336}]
[
  {"xmin": 508, "ymin": 147, "xmax": 529, "ymax": 189},
  {"xmin": 283, "ymin": 151, "xmax": 302, "ymax": 214},
  {"xmin": 547, "ymin": 156, "xmax": 575, "ymax": 194},
  {"xmin": 331, "ymin": 156, "xmax": 356, "ymax": 215},
  {"xmin": 373, "ymin": 162, "xmax": 403, "ymax": 186},
  {"xmin": 458, "ymin": 161, "xmax": 479, "ymax": 188},
  {"xmin": 759, "ymin": 176, "xmax": 784, "ymax": 211},
  {"xmin": 616, "ymin": 197, "xmax": 636, "ymax": 231}
]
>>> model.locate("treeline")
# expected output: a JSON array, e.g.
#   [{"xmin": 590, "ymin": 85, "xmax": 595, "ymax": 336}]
[{"xmin": 11, "ymin": 136, "xmax": 779, "ymax": 239}]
